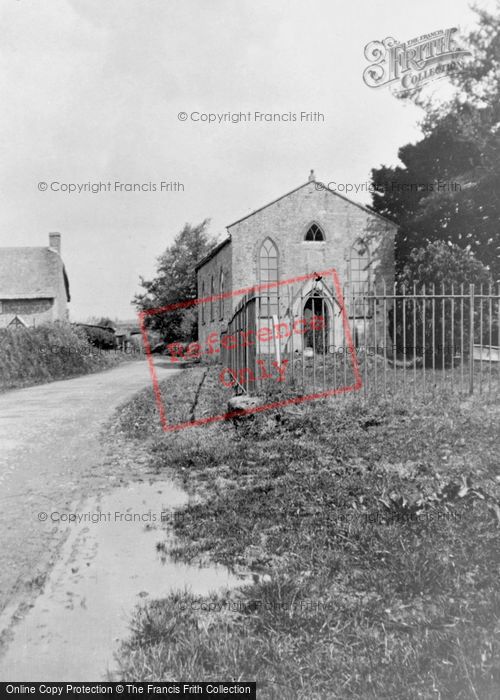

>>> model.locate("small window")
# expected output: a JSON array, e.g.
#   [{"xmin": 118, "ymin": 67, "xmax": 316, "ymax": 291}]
[
  {"xmin": 210, "ymin": 276, "xmax": 215, "ymax": 322},
  {"xmin": 219, "ymin": 269, "xmax": 224, "ymax": 320},
  {"xmin": 305, "ymin": 223, "xmax": 325, "ymax": 241},
  {"xmin": 201, "ymin": 282, "xmax": 205, "ymax": 324}
]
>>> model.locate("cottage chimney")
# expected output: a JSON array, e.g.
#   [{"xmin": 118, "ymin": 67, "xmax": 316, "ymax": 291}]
[
  {"xmin": 49, "ymin": 232, "xmax": 61, "ymax": 254},
  {"xmin": 308, "ymin": 169, "xmax": 316, "ymax": 182}
]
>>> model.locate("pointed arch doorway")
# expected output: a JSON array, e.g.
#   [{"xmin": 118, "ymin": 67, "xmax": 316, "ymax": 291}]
[{"xmin": 291, "ymin": 277, "xmax": 345, "ymax": 354}]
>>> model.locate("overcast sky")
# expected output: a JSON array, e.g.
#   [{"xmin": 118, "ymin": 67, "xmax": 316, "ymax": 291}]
[{"xmin": 0, "ymin": 0, "xmax": 493, "ymax": 320}]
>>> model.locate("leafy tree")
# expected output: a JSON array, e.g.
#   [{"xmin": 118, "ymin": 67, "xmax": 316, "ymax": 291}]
[
  {"xmin": 96, "ymin": 317, "xmax": 115, "ymax": 329},
  {"xmin": 399, "ymin": 241, "xmax": 492, "ymax": 290},
  {"xmin": 392, "ymin": 242, "xmax": 494, "ymax": 365},
  {"xmin": 134, "ymin": 220, "xmax": 217, "ymax": 341},
  {"xmin": 85, "ymin": 316, "xmax": 115, "ymax": 328},
  {"xmin": 370, "ymin": 5, "xmax": 500, "ymax": 278}
]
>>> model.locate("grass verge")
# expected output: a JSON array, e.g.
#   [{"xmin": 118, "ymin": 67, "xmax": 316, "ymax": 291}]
[{"xmin": 115, "ymin": 365, "xmax": 500, "ymax": 699}]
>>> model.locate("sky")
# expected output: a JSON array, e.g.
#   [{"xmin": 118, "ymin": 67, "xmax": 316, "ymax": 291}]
[{"xmin": 0, "ymin": 0, "xmax": 494, "ymax": 320}]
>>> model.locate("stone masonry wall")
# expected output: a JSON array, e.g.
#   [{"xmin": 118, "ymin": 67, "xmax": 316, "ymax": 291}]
[
  {"xmin": 196, "ymin": 181, "xmax": 396, "ymax": 357},
  {"xmin": 197, "ymin": 241, "xmax": 232, "ymax": 351},
  {"xmin": 229, "ymin": 181, "xmax": 395, "ymax": 295},
  {"xmin": 0, "ymin": 298, "xmax": 54, "ymax": 328}
]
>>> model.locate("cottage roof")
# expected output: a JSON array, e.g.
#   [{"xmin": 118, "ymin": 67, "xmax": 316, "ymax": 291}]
[{"xmin": 0, "ymin": 247, "xmax": 70, "ymax": 301}]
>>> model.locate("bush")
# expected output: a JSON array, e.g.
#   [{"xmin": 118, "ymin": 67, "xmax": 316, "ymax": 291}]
[
  {"xmin": 0, "ymin": 322, "xmax": 122, "ymax": 391},
  {"xmin": 76, "ymin": 324, "xmax": 117, "ymax": 350}
]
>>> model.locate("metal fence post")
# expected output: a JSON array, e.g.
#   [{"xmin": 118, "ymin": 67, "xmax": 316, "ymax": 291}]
[{"xmin": 469, "ymin": 283, "xmax": 474, "ymax": 395}]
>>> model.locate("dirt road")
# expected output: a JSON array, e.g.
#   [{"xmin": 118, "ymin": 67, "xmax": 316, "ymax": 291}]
[{"xmin": 0, "ymin": 360, "xmax": 178, "ymax": 623}]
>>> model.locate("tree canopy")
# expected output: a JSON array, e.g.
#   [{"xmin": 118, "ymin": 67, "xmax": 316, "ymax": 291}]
[
  {"xmin": 134, "ymin": 220, "xmax": 217, "ymax": 341},
  {"xmin": 370, "ymin": 6, "xmax": 500, "ymax": 279},
  {"xmin": 399, "ymin": 241, "xmax": 492, "ymax": 290}
]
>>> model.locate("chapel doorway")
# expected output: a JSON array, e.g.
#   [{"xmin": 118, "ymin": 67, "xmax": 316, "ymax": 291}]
[{"xmin": 303, "ymin": 291, "xmax": 329, "ymax": 353}]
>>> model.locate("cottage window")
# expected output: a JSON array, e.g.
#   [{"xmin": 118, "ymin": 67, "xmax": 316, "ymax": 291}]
[
  {"xmin": 305, "ymin": 223, "xmax": 325, "ymax": 241},
  {"xmin": 259, "ymin": 238, "xmax": 279, "ymax": 316}
]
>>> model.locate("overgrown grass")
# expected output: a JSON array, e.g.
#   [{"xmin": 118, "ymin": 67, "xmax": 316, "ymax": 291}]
[
  {"xmin": 112, "ymin": 364, "xmax": 210, "ymax": 440},
  {"xmin": 116, "ymin": 365, "xmax": 500, "ymax": 699},
  {"xmin": 0, "ymin": 323, "xmax": 127, "ymax": 392}
]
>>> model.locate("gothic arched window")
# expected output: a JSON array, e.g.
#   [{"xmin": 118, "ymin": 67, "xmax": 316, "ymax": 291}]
[
  {"xmin": 349, "ymin": 239, "xmax": 371, "ymax": 316},
  {"xmin": 259, "ymin": 238, "xmax": 279, "ymax": 316},
  {"xmin": 304, "ymin": 223, "xmax": 325, "ymax": 241},
  {"xmin": 219, "ymin": 269, "xmax": 225, "ymax": 320}
]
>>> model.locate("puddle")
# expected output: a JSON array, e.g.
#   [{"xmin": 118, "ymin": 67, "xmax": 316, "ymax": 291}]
[{"xmin": 0, "ymin": 480, "xmax": 239, "ymax": 681}]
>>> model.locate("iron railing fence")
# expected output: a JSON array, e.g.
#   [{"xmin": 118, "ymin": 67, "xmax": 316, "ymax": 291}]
[{"xmin": 219, "ymin": 281, "xmax": 500, "ymax": 400}]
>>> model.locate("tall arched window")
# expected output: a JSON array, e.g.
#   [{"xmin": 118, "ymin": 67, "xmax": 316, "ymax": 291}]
[
  {"xmin": 210, "ymin": 276, "xmax": 215, "ymax": 321},
  {"xmin": 305, "ymin": 223, "xmax": 325, "ymax": 241},
  {"xmin": 201, "ymin": 281, "xmax": 205, "ymax": 324},
  {"xmin": 259, "ymin": 238, "xmax": 279, "ymax": 316},
  {"xmin": 219, "ymin": 269, "xmax": 224, "ymax": 320},
  {"xmin": 349, "ymin": 239, "xmax": 371, "ymax": 316}
]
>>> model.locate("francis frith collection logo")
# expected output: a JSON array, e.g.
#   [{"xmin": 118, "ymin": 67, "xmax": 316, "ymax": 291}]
[{"xmin": 363, "ymin": 28, "xmax": 472, "ymax": 94}]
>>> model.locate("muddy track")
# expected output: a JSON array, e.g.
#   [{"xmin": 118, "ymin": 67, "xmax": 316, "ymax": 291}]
[{"xmin": 0, "ymin": 361, "xmax": 179, "ymax": 646}]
